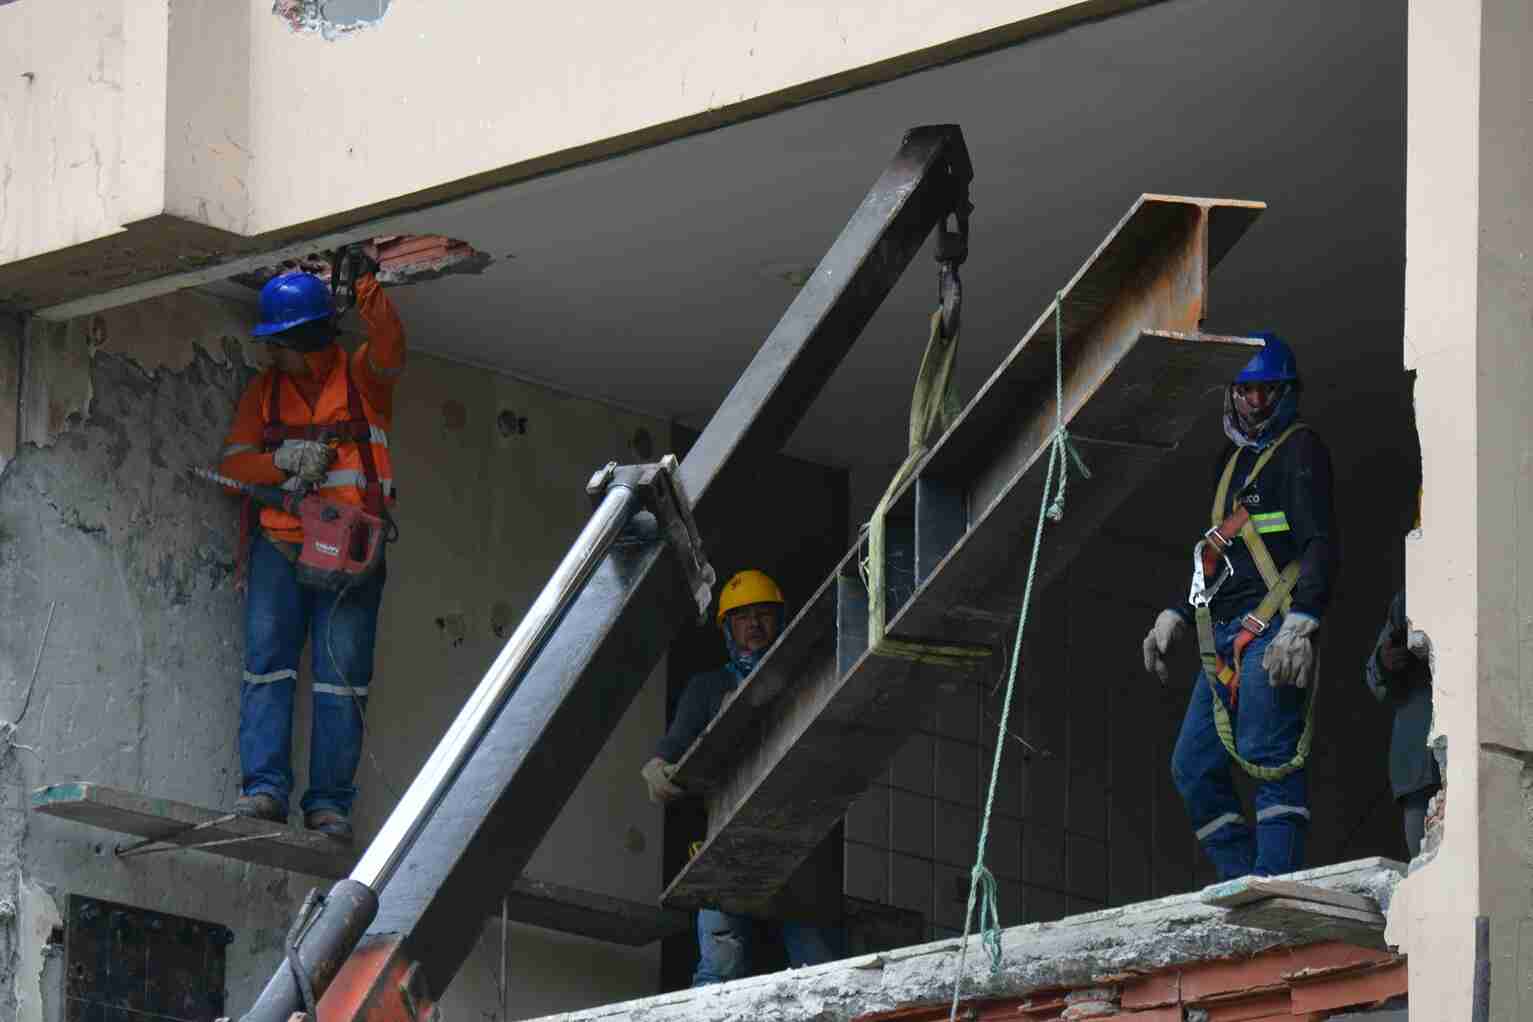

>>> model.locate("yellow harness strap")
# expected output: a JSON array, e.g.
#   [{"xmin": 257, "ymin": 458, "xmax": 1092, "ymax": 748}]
[{"xmin": 1195, "ymin": 423, "xmax": 1318, "ymax": 782}]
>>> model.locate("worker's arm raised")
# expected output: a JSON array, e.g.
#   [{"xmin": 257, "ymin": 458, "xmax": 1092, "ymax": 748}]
[
  {"xmin": 218, "ymin": 375, "xmax": 285, "ymax": 491},
  {"xmin": 352, "ymin": 272, "xmax": 406, "ymax": 415}
]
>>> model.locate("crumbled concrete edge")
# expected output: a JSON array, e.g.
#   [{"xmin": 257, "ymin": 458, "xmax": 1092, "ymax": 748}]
[
  {"xmin": 272, "ymin": 0, "xmax": 391, "ymax": 41},
  {"xmin": 231, "ymin": 237, "xmax": 492, "ymax": 291},
  {"xmin": 16, "ymin": 292, "xmax": 262, "ymax": 452},
  {"xmin": 13, "ymin": 879, "xmax": 60, "ymax": 1022},
  {"xmin": 376, "ymin": 247, "xmax": 493, "ymax": 286},
  {"xmin": 526, "ymin": 858, "xmax": 1405, "ymax": 1022}
]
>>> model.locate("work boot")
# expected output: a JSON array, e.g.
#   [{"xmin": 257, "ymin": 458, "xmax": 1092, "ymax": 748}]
[
  {"xmin": 304, "ymin": 810, "xmax": 353, "ymax": 844},
  {"xmin": 232, "ymin": 792, "xmax": 286, "ymax": 823}
]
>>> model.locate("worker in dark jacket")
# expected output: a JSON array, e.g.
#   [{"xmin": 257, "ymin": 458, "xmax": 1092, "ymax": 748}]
[
  {"xmin": 1141, "ymin": 333, "xmax": 1339, "ymax": 880},
  {"xmin": 1364, "ymin": 589, "xmax": 1439, "ymax": 857},
  {"xmin": 640, "ymin": 569, "xmax": 840, "ymax": 985}
]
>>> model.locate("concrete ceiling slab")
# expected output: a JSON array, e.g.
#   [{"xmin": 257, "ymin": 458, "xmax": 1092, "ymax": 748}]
[{"xmin": 232, "ymin": 0, "xmax": 1407, "ymax": 476}]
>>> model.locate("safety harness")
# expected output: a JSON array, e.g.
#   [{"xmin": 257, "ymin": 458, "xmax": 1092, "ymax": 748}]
[
  {"xmin": 1190, "ymin": 422, "xmax": 1317, "ymax": 782},
  {"xmin": 261, "ymin": 356, "xmax": 388, "ymax": 514},
  {"xmin": 236, "ymin": 356, "xmax": 387, "ymax": 584}
]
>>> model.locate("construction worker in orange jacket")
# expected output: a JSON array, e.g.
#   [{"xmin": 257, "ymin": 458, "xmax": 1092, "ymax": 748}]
[
  {"xmin": 219, "ymin": 245, "xmax": 404, "ymax": 843},
  {"xmin": 642, "ymin": 570, "xmax": 843, "ymax": 984}
]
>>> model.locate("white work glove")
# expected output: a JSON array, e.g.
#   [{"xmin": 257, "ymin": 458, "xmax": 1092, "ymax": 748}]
[
  {"xmin": 273, "ymin": 441, "xmax": 334, "ymax": 485},
  {"xmin": 641, "ymin": 756, "xmax": 685, "ymax": 804},
  {"xmin": 1142, "ymin": 609, "xmax": 1188, "ymax": 684},
  {"xmin": 1407, "ymin": 627, "xmax": 1432, "ymax": 661},
  {"xmin": 1262, "ymin": 612, "xmax": 1320, "ymax": 688}
]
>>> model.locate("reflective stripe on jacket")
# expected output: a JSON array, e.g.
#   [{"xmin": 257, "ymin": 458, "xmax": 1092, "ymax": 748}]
[
  {"xmin": 251, "ymin": 363, "xmax": 395, "ymax": 540},
  {"xmin": 219, "ymin": 274, "xmax": 405, "ymax": 543}
]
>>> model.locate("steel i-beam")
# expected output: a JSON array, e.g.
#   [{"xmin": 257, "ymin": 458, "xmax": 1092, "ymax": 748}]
[{"xmin": 663, "ymin": 195, "xmax": 1266, "ymax": 916}]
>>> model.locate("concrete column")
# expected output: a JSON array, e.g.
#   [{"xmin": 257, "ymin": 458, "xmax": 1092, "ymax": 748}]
[{"xmin": 1391, "ymin": 1, "xmax": 1533, "ymax": 1019}]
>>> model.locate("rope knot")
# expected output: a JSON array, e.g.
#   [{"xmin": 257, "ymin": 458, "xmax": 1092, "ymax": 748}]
[{"xmin": 968, "ymin": 864, "xmax": 1004, "ymax": 973}]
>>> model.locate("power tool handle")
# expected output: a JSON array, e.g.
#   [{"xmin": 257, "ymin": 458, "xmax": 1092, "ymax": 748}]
[{"xmin": 242, "ymin": 483, "xmax": 303, "ymax": 514}]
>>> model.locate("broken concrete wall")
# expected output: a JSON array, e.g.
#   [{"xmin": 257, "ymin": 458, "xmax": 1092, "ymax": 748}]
[
  {"xmin": 525, "ymin": 858, "xmax": 1403, "ymax": 1022},
  {"xmin": 1390, "ymin": 1, "xmax": 1533, "ymax": 1019},
  {"xmin": 0, "ymin": 328, "xmax": 304, "ymax": 1018},
  {"xmin": 0, "ymin": 289, "xmax": 671, "ymax": 1019}
]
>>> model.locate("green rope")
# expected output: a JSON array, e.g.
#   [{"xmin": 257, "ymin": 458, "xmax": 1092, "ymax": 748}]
[{"xmin": 947, "ymin": 292, "xmax": 1090, "ymax": 1020}]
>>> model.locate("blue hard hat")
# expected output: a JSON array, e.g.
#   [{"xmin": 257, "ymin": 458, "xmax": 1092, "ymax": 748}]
[
  {"xmin": 1235, "ymin": 331, "xmax": 1299, "ymax": 384},
  {"xmin": 252, "ymin": 272, "xmax": 333, "ymax": 338}
]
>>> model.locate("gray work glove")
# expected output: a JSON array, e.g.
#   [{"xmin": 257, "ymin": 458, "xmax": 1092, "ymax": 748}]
[
  {"xmin": 641, "ymin": 756, "xmax": 685, "ymax": 804},
  {"xmin": 1262, "ymin": 612, "xmax": 1320, "ymax": 688},
  {"xmin": 273, "ymin": 441, "xmax": 335, "ymax": 485},
  {"xmin": 1142, "ymin": 609, "xmax": 1188, "ymax": 684},
  {"xmin": 1407, "ymin": 627, "xmax": 1432, "ymax": 661}
]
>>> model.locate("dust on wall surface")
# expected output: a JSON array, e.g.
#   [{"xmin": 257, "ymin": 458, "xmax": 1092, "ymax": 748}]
[{"xmin": 0, "ymin": 287, "xmax": 670, "ymax": 1018}]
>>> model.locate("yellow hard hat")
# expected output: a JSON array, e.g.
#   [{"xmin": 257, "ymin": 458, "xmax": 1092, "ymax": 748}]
[{"xmin": 716, "ymin": 569, "xmax": 785, "ymax": 626}]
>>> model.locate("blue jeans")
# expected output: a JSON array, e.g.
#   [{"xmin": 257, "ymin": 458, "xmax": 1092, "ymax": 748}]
[
  {"xmin": 240, "ymin": 533, "xmax": 386, "ymax": 817},
  {"xmin": 692, "ymin": 909, "xmax": 841, "ymax": 986},
  {"xmin": 1171, "ymin": 615, "xmax": 1310, "ymax": 880}
]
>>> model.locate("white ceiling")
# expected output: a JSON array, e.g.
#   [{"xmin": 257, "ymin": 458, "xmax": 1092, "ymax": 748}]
[{"xmin": 237, "ymin": 0, "xmax": 1409, "ymax": 477}]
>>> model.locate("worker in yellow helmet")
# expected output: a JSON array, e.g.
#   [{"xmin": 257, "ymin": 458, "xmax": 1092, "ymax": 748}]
[{"xmin": 639, "ymin": 569, "xmax": 841, "ymax": 983}]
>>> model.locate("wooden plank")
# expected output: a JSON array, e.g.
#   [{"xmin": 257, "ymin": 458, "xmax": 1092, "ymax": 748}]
[
  {"xmin": 1200, "ymin": 875, "xmax": 1383, "ymax": 915},
  {"xmin": 32, "ymin": 782, "xmax": 354, "ymax": 878},
  {"xmin": 1221, "ymin": 897, "xmax": 1389, "ymax": 951},
  {"xmin": 33, "ymin": 783, "xmax": 688, "ymax": 946}
]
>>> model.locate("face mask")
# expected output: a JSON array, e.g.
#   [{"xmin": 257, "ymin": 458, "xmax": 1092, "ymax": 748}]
[
  {"xmin": 1223, "ymin": 383, "xmax": 1299, "ymax": 450},
  {"xmin": 722, "ymin": 605, "xmax": 786, "ymax": 679}
]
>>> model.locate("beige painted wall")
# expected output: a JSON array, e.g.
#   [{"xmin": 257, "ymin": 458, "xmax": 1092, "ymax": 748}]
[
  {"xmin": 0, "ymin": 0, "xmax": 1152, "ymax": 311},
  {"xmin": 1390, "ymin": 0, "xmax": 1533, "ymax": 1018},
  {"xmin": 237, "ymin": 0, "xmax": 1140, "ymax": 234},
  {"xmin": 0, "ymin": 0, "xmax": 169, "ymax": 263}
]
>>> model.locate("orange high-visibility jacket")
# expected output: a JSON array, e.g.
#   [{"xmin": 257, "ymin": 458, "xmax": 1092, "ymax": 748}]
[{"xmin": 219, "ymin": 274, "xmax": 405, "ymax": 543}]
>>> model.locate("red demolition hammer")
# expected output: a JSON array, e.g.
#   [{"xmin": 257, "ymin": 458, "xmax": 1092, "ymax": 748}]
[{"xmin": 191, "ymin": 467, "xmax": 386, "ymax": 590}]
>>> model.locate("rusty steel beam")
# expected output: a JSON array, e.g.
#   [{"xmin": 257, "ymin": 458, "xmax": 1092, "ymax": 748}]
[{"xmin": 663, "ymin": 195, "xmax": 1264, "ymax": 915}]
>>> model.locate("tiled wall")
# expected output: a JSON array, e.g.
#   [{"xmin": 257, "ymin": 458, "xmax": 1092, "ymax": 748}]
[{"xmin": 845, "ymin": 540, "xmax": 1215, "ymax": 940}]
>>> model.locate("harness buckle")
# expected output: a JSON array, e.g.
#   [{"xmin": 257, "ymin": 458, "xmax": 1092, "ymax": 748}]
[
  {"xmin": 1240, "ymin": 612, "xmax": 1269, "ymax": 635},
  {"xmin": 1203, "ymin": 525, "xmax": 1233, "ymax": 551},
  {"xmin": 1188, "ymin": 540, "xmax": 1234, "ymax": 608}
]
